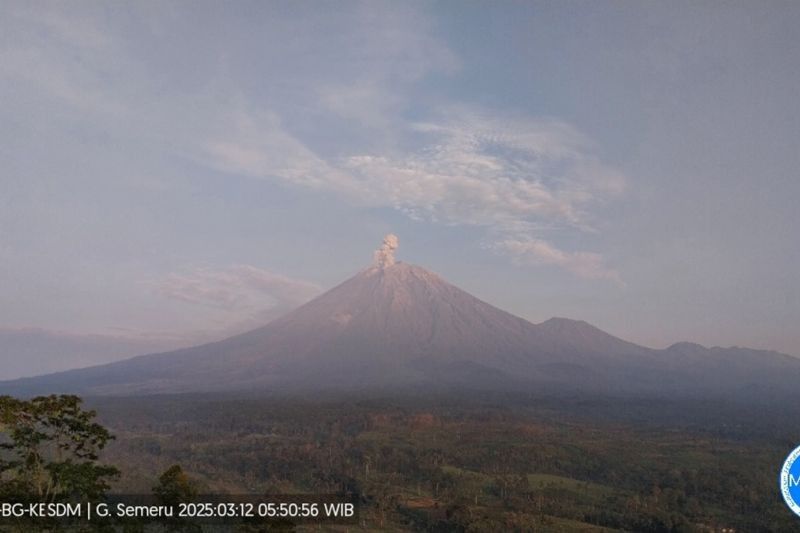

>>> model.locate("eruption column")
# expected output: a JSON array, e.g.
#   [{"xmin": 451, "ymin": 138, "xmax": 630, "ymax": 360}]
[{"xmin": 373, "ymin": 234, "xmax": 399, "ymax": 268}]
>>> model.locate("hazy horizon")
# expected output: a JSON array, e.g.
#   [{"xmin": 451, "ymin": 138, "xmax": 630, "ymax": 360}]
[{"xmin": 2, "ymin": 1, "xmax": 799, "ymax": 379}]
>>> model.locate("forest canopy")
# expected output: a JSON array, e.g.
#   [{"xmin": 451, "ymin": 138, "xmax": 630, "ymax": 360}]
[{"xmin": 0, "ymin": 395, "xmax": 119, "ymax": 503}]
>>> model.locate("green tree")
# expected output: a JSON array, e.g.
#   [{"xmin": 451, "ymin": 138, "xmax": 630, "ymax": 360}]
[
  {"xmin": 152, "ymin": 464, "xmax": 198, "ymax": 506},
  {"xmin": 152, "ymin": 465, "xmax": 202, "ymax": 532},
  {"xmin": 0, "ymin": 395, "xmax": 119, "ymax": 503}
]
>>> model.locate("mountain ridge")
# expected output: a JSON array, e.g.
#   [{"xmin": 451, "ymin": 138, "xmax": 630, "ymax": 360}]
[{"xmin": 2, "ymin": 259, "xmax": 798, "ymax": 398}]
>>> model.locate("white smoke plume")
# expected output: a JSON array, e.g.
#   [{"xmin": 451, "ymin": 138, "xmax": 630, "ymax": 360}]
[{"xmin": 373, "ymin": 234, "xmax": 399, "ymax": 268}]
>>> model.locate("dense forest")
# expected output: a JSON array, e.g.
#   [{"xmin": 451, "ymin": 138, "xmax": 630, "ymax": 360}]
[{"xmin": 52, "ymin": 391, "xmax": 797, "ymax": 532}]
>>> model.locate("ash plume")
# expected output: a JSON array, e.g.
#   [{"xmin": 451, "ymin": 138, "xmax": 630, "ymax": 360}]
[{"xmin": 373, "ymin": 234, "xmax": 399, "ymax": 268}]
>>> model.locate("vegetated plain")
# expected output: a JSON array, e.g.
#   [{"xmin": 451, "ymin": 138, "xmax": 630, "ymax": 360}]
[{"xmin": 91, "ymin": 390, "xmax": 800, "ymax": 532}]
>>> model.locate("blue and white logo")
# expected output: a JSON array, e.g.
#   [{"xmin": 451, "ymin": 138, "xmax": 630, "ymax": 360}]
[{"xmin": 780, "ymin": 445, "xmax": 800, "ymax": 517}]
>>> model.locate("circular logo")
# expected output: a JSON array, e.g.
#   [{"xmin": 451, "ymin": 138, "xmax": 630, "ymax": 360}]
[{"xmin": 780, "ymin": 445, "xmax": 800, "ymax": 517}]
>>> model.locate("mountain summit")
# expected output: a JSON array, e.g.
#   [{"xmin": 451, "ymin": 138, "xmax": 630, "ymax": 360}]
[{"xmin": 3, "ymin": 236, "xmax": 799, "ymax": 397}]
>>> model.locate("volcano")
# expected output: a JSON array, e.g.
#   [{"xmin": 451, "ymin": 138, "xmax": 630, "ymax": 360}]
[{"xmin": 3, "ymin": 236, "xmax": 799, "ymax": 397}]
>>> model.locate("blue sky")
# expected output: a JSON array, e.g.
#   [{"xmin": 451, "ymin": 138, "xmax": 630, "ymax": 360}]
[{"xmin": 1, "ymin": 1, "xmax": 798, "ymax": 359}]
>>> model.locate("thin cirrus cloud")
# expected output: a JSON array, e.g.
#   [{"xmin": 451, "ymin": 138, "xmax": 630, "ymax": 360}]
[
  {"xmin": 2, "ymin": 1, "xmax": 625, "ymax": 285},
  {"xmin": 492, "ymin": 238, "xmax": 623, "ymax": 284},
  {"xmin": 155, "ymin": 265, "xmax": 322, "ymax": 328},
  {"xmin": 204, "ymin": 108, "xmax": 626, "ymax": 282}
]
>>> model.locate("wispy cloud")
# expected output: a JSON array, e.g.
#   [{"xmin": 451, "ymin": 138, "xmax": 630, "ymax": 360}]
[
  {"xmin": 204, "ymin": 108, "xmax": 626, "ymax": 281},
  {"xmin": 343, "ymin": 111, "xmax": 625, "ymax": 231},
  {"xmin": 155, "ymin": 265, "xmax": 321, "ymax": 324},
  {"xmin": 0, "ymin": 4, "xmax": 127, "ymax": 116},
  {"xmin": 204, "ymin": 111, "xmax": 349, "ymax": 189},
  {"xmin": 492, "ymin": 238, "xmax": 623, "ymax": 284},
  {"xmin": 0, "ymin": 2, "xmax": 624, "ymax": 284}
]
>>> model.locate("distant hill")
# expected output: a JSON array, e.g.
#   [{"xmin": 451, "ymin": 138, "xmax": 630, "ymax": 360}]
[
  {"xmin": 0, "ymin": 328, "xmax": 183, "ymax": 380},
  {"xmin": 2, "ymin": 241, "xmax": 799, "ymax": 398}
]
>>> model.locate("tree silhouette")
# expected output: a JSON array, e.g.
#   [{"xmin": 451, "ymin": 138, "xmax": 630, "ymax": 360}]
[
  {"xmin": 152, "ymin": 464, "xmax": 198, "ymax": 507},
  {"xmin": 0, "ymin": 395, "xmax": 119, "ymax": 503}
]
